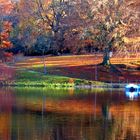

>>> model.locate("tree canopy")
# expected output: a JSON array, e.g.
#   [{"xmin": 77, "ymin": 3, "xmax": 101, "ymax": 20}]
[{"xmin": 0, "ymin": 0, "xmax": 139, "ymax": 64}]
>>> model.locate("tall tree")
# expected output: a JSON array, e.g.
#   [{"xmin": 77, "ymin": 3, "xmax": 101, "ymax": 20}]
[
  {"xmin": 81, "ymin": 0, "xmax": 140, "ymax": 65},
  {"xmin": 34, "ymin": 0, "xmax": 71, "ymax": 53}
]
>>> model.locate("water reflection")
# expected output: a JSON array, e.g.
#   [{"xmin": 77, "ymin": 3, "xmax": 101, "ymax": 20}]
[
  {"xmin": 125, "ymin": 91, "xmax": 139, "ymax": 100},
  {"xmin": 0, "ymin": 87, "xmax": 140, "ymax": 140},
  {"xmin": 125, "ymin": 84, "xmax": 140, "ymax": 100}
]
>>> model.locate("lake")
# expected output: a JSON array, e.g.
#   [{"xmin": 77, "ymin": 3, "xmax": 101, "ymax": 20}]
[{"xmin": 0, "ymin": 87, "xmax": 140, "ymax": 140}]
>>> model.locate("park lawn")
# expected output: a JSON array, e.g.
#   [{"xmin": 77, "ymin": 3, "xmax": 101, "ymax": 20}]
[
  {"xmin": 14, "ymin": 70, "xmax": 106, "ymax": 87},
  {"xmin": 14, "ymin": 54, "xmax": 140, "ymax": 84}
]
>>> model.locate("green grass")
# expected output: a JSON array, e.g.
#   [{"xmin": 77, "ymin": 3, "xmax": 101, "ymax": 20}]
[
  {"xmin": 14, "ymin": 70, "xmax": 73, "ymax": 87},
  {"xmin": 9, "ymin": 70, "xmax": 106, "ymax": 88},
  {"xmin": 28, "ymin": 65, "xmax": 53, "ymax": 73}
]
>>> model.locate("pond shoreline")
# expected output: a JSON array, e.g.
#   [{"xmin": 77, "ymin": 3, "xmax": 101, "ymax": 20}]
[{"xmin": 0, "ymin": 82, "xmax": 126, "ymax": 89}]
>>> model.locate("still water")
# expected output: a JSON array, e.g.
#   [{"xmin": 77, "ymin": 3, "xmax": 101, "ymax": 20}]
[{"xmin": 0, "ymin": 87, "xmax": 140, "ymax": 140}]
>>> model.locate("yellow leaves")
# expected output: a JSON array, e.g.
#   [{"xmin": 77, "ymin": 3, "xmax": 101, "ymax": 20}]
[
  {"xmin": 114, "ymin": 0, "xmax": 118, "ymax": 5},
  {"xmin": 123, "ymin": 37, "xmax": 140, "ymax": 44}
]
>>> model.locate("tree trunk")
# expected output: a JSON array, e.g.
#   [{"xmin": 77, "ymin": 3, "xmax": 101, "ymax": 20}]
[
  {"xmin": 42, "ymin": 50, "xmax": 47, "ymax": 75},
  {"xmin": 102, "ymin": 48, "xmax": 111, "ymax": 66},
  {"xmin": 43, "ymin": 55, "xmax": 47, "ymax": 75},
  {"xmin": 52, "ymin": 31, "xmax": 59, "ymax": 54}
]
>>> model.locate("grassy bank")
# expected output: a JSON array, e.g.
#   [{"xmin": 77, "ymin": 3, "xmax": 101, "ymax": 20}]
[
  {"xmin": 2, "ymin": 54, "xmax": 135, "ymax": 88},
  {"xmin": 15, "ymin": 55, "xmax": 140, "ymax": 84},
  {"xmin": 6, "ymin": 70, "xmax": 107, "ymax": 88},
  {"xmin": 1, "ymin": 69, "xmax": 126, "ymax": 88}
]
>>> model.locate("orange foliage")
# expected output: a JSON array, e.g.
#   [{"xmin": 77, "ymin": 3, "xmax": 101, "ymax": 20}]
[
  {"xmin": 0, "ymin": 21, "xmax": 12, "ymax": 50},
  {"xmin": 83, "ymin": 39, "xmax": 94, "ymax": 45},
  {"xmin": 2, "ymin": 41, "xmax": 12, "ymax": 47},
  {"xmin": 0, "ymin": 0, "xmax": 13, "ymax": 14}
]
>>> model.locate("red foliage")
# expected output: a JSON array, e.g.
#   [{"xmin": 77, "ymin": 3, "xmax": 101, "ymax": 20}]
[
  {"xmin": 3, "ymin": 52, "xmax": 13, "ymax": 58},
  {"xmin": 0, "ymin": 21, "xmax": 12, "ymax": 50},
  {"xmin": 0, "ymin": 21, "xmax": 13, "ymax": 62}
]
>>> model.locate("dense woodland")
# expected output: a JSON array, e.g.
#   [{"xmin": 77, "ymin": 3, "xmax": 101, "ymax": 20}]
[{"xmin": 0, "ymin": 0, "xmax": 140, "ymax": 65}]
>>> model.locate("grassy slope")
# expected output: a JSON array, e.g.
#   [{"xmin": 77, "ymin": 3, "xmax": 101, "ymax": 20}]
[
  {"xmin": 15, "ymin": 54, "xmax": 140, "ymax": 83},
  {"xmin": 13, "ymin": 70, "xmax": 106, "ymax": 88},
  {"xmin": 3, "ymin": 54, "xmax": 138, "ymax": 88}
]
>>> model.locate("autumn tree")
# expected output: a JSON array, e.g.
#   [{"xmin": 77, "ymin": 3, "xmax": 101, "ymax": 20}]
[
  {"xmin": 10, "ymin": 0, "xmax": 140, "ymax": 64},
  {"xmin": 34, "ymin": 0, "xmax": 71, "ymax": 54},
  {"xmin": 0, "ymin": 21, "xmax": 13, "ymax": 62},
  {"xmin": 0, "ymin": 0, "xmax": 14, "ymax": 62},
  {"xmin": 62, "ymin": 0, "xmax": 91, "ymax": 54},
  {"xmin": 10, "ymin": 0, "xmax": 37, "ymax": 53},
  {"xmin": 12, "ymin": 0, "xmax": 94, "ymax": 55},
  {"xmin": 81, "ymin": 0, "xmax": 140, "ymax": 65}
]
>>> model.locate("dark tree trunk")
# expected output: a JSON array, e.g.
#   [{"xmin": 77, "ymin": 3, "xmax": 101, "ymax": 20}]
[
  {"xmin": 52, "ymin": 29, "xmax": 65, "ymax": 55},
  {"xmin": 52, "ymin": 31, "xmax": 59, "ymax": 54},
  {"xmin": 43, "ymin": 55, "xmax": 47, "ymax": 75},
  {"xmin": 102, "ymin": 48, "xmax": 111, "ymax": 66},
  {"xmin": 42, "ymin": 50, "xmax": 47, "ymax": 75}
]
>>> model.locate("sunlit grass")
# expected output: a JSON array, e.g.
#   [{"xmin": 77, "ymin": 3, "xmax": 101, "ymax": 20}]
[
  {"xmin": 12, "ymin": 54, "xmax": 140, "ymax": 85},
  {"xmin": 15, "ymin": 70, "xmax": 74, "ymax": 87},
  {"xmin": 12, "ymin": 70, "xmax": 106, "ymax": 88}
]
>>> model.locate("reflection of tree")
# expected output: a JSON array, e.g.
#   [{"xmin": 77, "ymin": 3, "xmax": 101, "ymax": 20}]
[
  {"xmin": 1, "ymin": 88, "xmax": 140, "ymax": 140},
  {"xmin": 125, "ymin": 129, "xmax": 137, "ymax": 140},
  {"xmin": 100, "ymin": 103, "xmax": 115, "ymax": 140},
  {"xmin": 10, "ymin": 111, "xmax": 117, "ymax": 140},
  {"xmin": 0, "ymin": 88, "xmax": 14, "ymax": 140},
  {"xmin": 0, "ymin": 113, "xmax": 11, "ymax": 140},
  {"xmin": 51, "ymin": 126, "xmax": 64, "ymax": 140},
  {"xmin": 102, "ymin": 104, "xmax": 110, "ymax": 119},
  {"xmin": 110, "ymin": 102, "xmax": 140, "ymax": 140}
]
